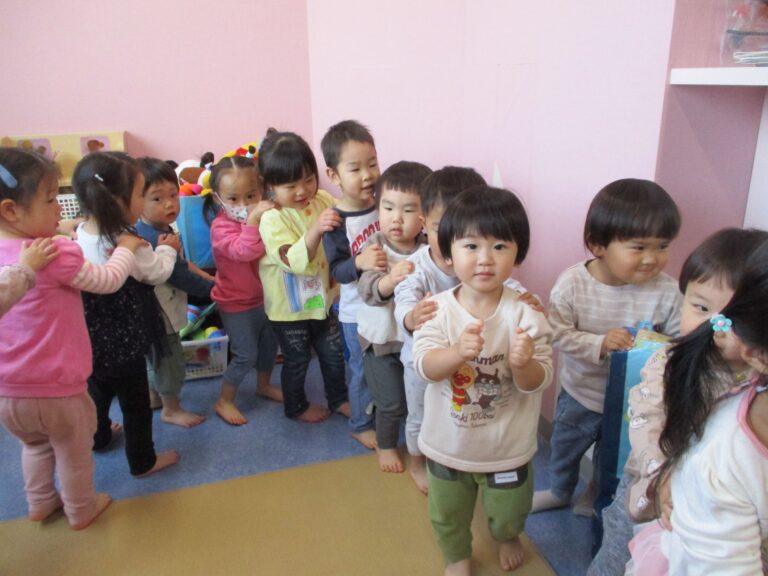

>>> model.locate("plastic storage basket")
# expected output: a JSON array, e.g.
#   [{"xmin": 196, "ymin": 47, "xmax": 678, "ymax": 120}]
[
  {"xmin": 182, "ymin": 335, "xmax": 229, "ymax": 380},
  {"xmin": 57, "ymin": 194, "xmax": 82, "ymax": 220}
]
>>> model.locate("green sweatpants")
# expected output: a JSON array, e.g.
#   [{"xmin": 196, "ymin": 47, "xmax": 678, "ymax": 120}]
[{"xmin": 427, "ymin": 459, "xmax": 533, "ymax": 564}]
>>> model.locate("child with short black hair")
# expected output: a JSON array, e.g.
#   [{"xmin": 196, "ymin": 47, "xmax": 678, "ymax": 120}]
[
  {"xmin": 73, "ymin": 151, "xmax": 180, "ymax": 477},
  {"xmin": 533, "ymin": 178, "xmax": 682, "ymax": 516},
  {"xmin": 321, "ymin": 119, "xmax": 383, "ymax": 448},
  {"xmin": 357, "ymin": 160, "xmax": 430, "ymax": 473},
  {"xmin": 258, "ymin": 130, "xmax": 350, "ymax": 423},
  {"xmin": 413, "ymin": 186, "xmax": 553, "ymax": 575},
  {"xmin": 135, "ymin": 157, "xmax": 213, "ymax": 428},
  {"xmin": 203, "ymin": 155, "xmax": 281, "ymax": 426}
]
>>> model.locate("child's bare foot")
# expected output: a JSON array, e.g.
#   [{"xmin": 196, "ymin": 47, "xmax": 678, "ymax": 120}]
[
  {"xmin": 256, "ymin": 383, "xmax": 284, "ymax": 403},
  {"xmin": 445, "ymin": 558, "xmax": 471, "ymax": 576},
  {"xmin": 351, "ymin": 429, "xmax": 377, "ymax": 450},
  {"xmin": 135, "ymin": 450, "xmax": 180, "ymax": 478},
  {"xmin": 215, "ymin": 399, "xmax": 247, "ymax": 426},
  {"xmin": 335, "ymin": 401, "xmax": 351, "ymax": 418},
  {"xmin": 296, "ymin": 403, "xmax": 331, "ymax": 423},
  {"xmin": 161, "ymin": 408, "xmax": 206, "ymax": 428},
  {"xmin": 28, "ymin": 495, "xmax": 63, "ymax": 522},
  {"xmin": 498, "ymin": 537, "xmax": 525, "ymax": 571},
  {"xmin": 93, "ymin": 422, "xmax": 123, "ymax": 452},
  {"xmin": 409, "ymin": 454, "xmax": 429, "ymax": 494},
  {"xmin": 70, "ymin": 493, "xmax": 112, "ymax": 530},
  {"xmin": 377, "ymin": 448, "xmax": 404, "ymax": 473},
  {"xmin": 149, "ymin": 389, "xmax": 162, "ymax": 410}
]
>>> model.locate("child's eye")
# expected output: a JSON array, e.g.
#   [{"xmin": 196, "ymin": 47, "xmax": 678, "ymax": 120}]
[
  {"xmin": 493, "ymin": 244, "xmax": 507, "ymax": 250},
  {"xmin": 464, "ymin": 243, "xmax": 477, "ymax": 250},
  {"xmin": 369, "ymin": 161, "xmax": 378, "ymax": 168},
  {"xmin": 693, "ymin": 303, "xmax": 710, "ymax": 313},
  {"xmin": 349, "ymin": 168, "xmax": 359, "ymax": 173}
]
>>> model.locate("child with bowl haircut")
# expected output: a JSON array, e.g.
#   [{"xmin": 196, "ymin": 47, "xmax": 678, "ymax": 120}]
[
  {"xmin": 135, "ymin": 157, "xmax": 213, "ymax": 428},
  {"xmin": 356, "ymin": 160, "xmax": 431, "ymax": 473},
  {"xmin": 413, "ymin": 186, "xmax": 553, "ymax": 574},
  {"xmin": 533, "ymin": 179, "xmax": 682, "ymax": 517},
  {"xmin": 321, "ymin": 120, "xmax": 384, "ymax": 448}
]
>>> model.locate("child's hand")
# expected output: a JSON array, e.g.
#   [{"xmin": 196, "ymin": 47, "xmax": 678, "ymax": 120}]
[
  {"xmin": 407, "ymin": 292, "xmax": 438, "ymax": 331},
  {"xmin": 116, "ymin": 233, "xmax": 148, "ymax": 252},
  {"xmin": 247, "ymin": 200, "xmax": 276, "ymax": 226},
  {"xmin": 508, "ymin": 327, "xmax": 534, "ymax": 369},
  {"xmin": 656, "ymin": 473, "xmax": 674, "ymax": 531},
  {"xmin": 158, "ymin": 233, "xmax": 181, "ymax": 252},
  {"xmin": 356, "ymin": 243, "xmax": 387, "ymax": 272},
  {"xmin": 457, "ymin": 321, "xmax": 484, "ymax": 361},
  {"xmin": 601, "ymin": 328, "xmax": 634, "ymax": 356},
  {"xmin": 56, "ymin": 217, "xmax": 84, "ymax": 239},
  {"xmin": 518, "ymin": 291, "xmax": 545, "ymax": 314},
  {"xmin": 19, "ymin": 238, "xmax": 59, "ymax": 271},
  {"xmin": 387, "ymin": 260, "xmax": 414, "ymax": 286},
  {"xmin": 310, "ymin": 208, "xmax": 342, "ymax": 238}
]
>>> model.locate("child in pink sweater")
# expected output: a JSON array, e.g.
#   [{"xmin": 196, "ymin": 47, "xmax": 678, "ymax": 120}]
[{"xmin": 0, "ymin": 148, "xmax": 144, "ymax": 530}]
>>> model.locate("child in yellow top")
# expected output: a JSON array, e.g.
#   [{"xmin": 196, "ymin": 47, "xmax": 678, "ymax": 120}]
[{"xmin": 258, "ymin": 130, "xmax": 349, "ymax": 423}]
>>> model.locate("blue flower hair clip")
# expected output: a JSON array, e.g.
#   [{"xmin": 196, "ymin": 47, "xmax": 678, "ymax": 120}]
[{"xmin": 710, "ymin": 313, "xmax": 732, "ymax": 333}]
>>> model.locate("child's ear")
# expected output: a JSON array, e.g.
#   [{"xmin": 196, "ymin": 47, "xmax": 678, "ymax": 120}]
[
  {"xmin": 418, "ymin": 215, "xmax": 426, "ymax": 228},
  {"xmin": 587, "ymin": 241, "xmax": 606, "ymax": 258},
  {"xmin": 0, "ymin": 198, "xmax": 21, "ymax": 223},
  {"xmin": 325, "ymin": 167, "xmax": 341, "ymax": 186}
]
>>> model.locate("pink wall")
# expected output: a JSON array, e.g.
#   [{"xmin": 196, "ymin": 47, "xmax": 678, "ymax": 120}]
[
  {"xmin": 1, "ymin": 1, "xmax": 313, "ymax": 163},
  {"xmin": 307, "ymin": 0, "xmax": 676, "ymax": 417},
  {"xmin": 656, "ymin": 0, "xmax": 765, "ymax": 276}
]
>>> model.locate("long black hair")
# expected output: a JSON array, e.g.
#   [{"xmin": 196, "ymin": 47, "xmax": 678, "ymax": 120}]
[{"xmin": 660, "ymin": 236, "xmax": 768, "ymax": 467}]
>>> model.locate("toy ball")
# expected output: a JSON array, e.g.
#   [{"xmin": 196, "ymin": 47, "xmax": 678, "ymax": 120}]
[
  {"xmin": 187, "ymin": 304, "xmax": 201, "ymax": 323},
  {"xmin": 204, "ymin": 326, "xmax": 220, "ymax": 338},
  {"xmin": 179, "ymin": 183, "xmax": 195, "ymax": 197},
  {"xmin": 206, "ymin": 329, "xmax": 225, "ymax": 339}
]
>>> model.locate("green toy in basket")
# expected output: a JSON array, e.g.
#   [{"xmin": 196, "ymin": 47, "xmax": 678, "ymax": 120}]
[{"xmin": 180, "ymin": 302, "xmax": 219, "ymax": 339}]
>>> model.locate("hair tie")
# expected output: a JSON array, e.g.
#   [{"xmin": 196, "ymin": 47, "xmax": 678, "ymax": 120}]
[
  {"xmin": 710, "ymin": 313, "xmax": 732, "ymax": 333},
  {"xmin": 94, "ymin": 173, "xmax": 104, "ymax": 183},
  {"xmin": 0, "ymin": 164, "xmax": 18, "ymax": 188}
]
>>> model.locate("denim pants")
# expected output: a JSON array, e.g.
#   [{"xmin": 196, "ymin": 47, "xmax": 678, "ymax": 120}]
[
  {"xmin": 547, "ymin": 389, "xmax": 603, "ymax": 501},
  {"xmin": 403, "ymin": 361, "xmax": 427, "ymax": 456},
  {"xmin": 341, "ymin": 322, "xmax": 373, "ymax": 433},
  {"xmin": 271, "ymin": 316, "xmax": 348, "ymax": 419}
]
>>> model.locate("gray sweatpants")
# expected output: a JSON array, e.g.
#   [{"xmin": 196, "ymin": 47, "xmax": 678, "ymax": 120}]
[
  {"xmin": 364, "ymin": 350, "xmax": 406, "ymax": 450},
  {"xmin": 403, "ymin": 361, "xmax": 427, "ymax": 456},
  {"xmin": 587, "ymin": 473, "xmax": 635, "ymax": 576}
]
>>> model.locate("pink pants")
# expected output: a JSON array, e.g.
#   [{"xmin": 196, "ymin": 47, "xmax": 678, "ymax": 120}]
[{"xmin": 0, "ymin": 392, "xmax": 98, "ymax": 527}]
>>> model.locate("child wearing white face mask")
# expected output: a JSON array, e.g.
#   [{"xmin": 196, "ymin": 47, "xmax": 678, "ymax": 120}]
[{"xmin": 203, "ymin": 156, "xmax": 282, "ymax": 426}]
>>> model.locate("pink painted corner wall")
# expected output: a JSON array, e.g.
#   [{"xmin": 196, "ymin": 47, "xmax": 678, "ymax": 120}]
[
  {"xmin": 307, "ymin": 0, "xmax": 676, "ymax": 417},
  {"xmin": 1, "ymin": 0, "xmax": 313, "ymax": 163},
  {"xmin": 656, "ymin": 0, "xmax": 765, "ymax": 276}
]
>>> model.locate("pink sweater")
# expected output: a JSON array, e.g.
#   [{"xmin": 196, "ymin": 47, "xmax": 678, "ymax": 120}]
[
  {"xmin": 0, "ymin": 238, "xmax": 134, "ymax": 398},
  {"xmin": 210, "ymin": 213, "xmax": 266, "ymax": 313}
]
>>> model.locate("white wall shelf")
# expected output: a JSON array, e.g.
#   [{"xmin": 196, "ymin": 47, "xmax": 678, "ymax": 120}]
[{"xmin": 670, "ymin": 67, "xmax": 768, "ymax": 86}]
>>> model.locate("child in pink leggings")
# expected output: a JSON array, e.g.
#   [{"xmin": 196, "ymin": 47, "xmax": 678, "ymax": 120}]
[{"xmin": 0, "ymin": 148, "xmax": 143, "ymax": 529}]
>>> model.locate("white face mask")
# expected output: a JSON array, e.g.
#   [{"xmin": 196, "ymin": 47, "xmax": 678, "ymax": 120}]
[{"xmin": 215, "ymin": 193, "xmax": 249, "ymax": 224}]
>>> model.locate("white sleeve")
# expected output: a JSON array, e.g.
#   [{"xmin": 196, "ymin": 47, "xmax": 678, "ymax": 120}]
[
  {"xmin": 412, "ymin": 309, "xmax": 450, "ymax": 384},
  {"xmin": 130, "ymin": 244, "xmax": 177, "ymax": 285}
]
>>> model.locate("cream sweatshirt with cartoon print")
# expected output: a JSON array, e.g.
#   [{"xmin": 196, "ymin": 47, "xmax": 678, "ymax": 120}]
[{"xmin": 413, "ymin": 285, "xmax": 553, "ymax": 473}]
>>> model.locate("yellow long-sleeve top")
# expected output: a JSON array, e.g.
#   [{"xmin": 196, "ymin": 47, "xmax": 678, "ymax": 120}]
[{"xmin": 258, "ymin": 189, "xmax": 338, "ymax": 321}]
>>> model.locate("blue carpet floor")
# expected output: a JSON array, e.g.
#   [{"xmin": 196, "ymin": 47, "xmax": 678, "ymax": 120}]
[{"xmin": 0, "ymin": 361, "xmax": 592, "ymax": 575}]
